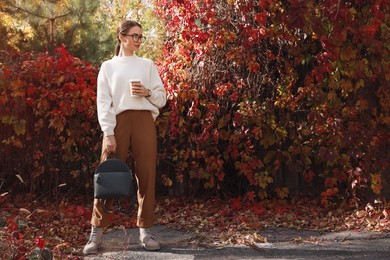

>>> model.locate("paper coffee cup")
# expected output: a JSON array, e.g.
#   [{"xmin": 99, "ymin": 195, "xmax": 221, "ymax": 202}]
[{"xmin": 129, "ymin": 79, "xmax": 141, "ymax": 96}]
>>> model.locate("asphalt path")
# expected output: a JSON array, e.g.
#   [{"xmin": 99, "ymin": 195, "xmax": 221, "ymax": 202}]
[{"xmin": 83, "ymin": 225, "xmax": 390, "ymax": 259}]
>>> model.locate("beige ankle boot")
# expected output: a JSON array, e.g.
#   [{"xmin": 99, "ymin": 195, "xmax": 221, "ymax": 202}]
[
  {"xmin": 140, "ymin": 228, "xmax": 161, "ymax": 251},
  {"xmin": 83, "ymin": 226, "xmax": 103, "ymax": 255}
]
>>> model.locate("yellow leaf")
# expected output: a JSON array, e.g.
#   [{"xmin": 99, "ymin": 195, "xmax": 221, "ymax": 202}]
[
  {"xmin": 57, "ymin": 75, "xmax": 64, "ymax": 85},
  {"xmin": 327, "ymin": 90, "xmax": 337, "ymax": 100},
  {"xmin": 227, "ymin": 0, "xmax": 236, "ymax": 6},
  {"xmin": 371, "ymin": 173, "xmax": 382, "ymax": 194},
  {"xmin": 1, "ymin": 115, "xmax": 12, "ymax": 124},
  {"xmin": 49, "ymin": 117, "xmax": 65, "ymax": 132},
  {"xmin": 340, "ymin": 79, "xmax": 354, "ymax": 92},
  {"xmin": 275, "ymin": 187, "xmax": 289, "ymax": 199},
  {"xmin": 355, "ymin": 79, "xmax": 364, "ymax": 89},
  {"xmin": 340, "ymin": 46, "xmax": 357, "ymax": 61},
  {"xmin": 356, "ymin": 99, "xmax": 369, "ymax": 111},
  {"xmin": 13, "ymin": 119, "xmax": 26, "ymax": 135},
  {"xmin": 260, "ymin": 131, "xmax": 275, "ymax": 148},
  {"xmin": 258, "ymin": 190, "xmax": 268, "ymax": 199}
]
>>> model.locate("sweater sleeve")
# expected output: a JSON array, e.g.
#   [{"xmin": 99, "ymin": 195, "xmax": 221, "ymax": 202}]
[
  {"xmin": 97, "ymin": 62, "xmax": 116, "ymax": 136},
  {"xmin": 147, "ymin": 62, "xmax": 167, "ymax": 109}
]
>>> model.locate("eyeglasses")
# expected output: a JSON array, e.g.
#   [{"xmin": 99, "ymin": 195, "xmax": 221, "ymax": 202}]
[{"xmin": 123, "ymin": 33, "xmax": 146, "ymax": 42}]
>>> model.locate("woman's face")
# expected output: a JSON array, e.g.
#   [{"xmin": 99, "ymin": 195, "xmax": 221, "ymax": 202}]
[{"xmin": 119, "ymin": 26, "xmax": 143, "ymax": 53}]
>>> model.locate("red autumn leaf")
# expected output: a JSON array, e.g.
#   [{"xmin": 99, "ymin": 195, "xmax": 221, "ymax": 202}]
[
  {"xmin": 333, "ymin": 169, "xmax": 348, "ymax": 182},
  {"xmin": 248, "ymin": 61, "xmax": 260, "ymax": 73},
  {"xmin": 251, "ymin": 203, "xmax": 266, "ymax": 216},
  {"xmin": 259, "ymin": 0, "xmax": 270, "ymax": 9},
  {"xmin": 255, "ymin": 12, "xmax": 267, "ymax": 25},
  {"xmin": 66, "ymin": 205, "xmax": 75, "ymax": 213},
  {"xmin": 2, "ymin": 68, "xmax": 11, "ymax": 79},
  {"xmin": 230, "ymin": 196, "xmax": 242, "ymax": 210},
  {"xmin": 246, "ymin": 191, "xmax": 256, "ymax": 203},
  {"xmin": 325, "ymin": 177, "xmax": 337, "ymax": 188},
  {"xmin": 75, "ymin": 206, "xmax": 85, "ymax": 217},
  {"xmin": 27, "ymin": 86, "xmax": 38, "ymax": 95},
  {"xmin": 266, "ymin": 50, "xmax": 276, "ymax": 60},
  {"xmin": 275, "ymin": 204, "xmax": 289, "ymax": 215},
  {"xmin": 303, "ymin": 169, "xmax": 315, "ymax": 183},
  {"xmin": 321, "ymin": 188, "xmax": 339, "ymax": 198},
  {"xmin": 34, "ymin": 236, "xmax": 46, "ymax": 249}
]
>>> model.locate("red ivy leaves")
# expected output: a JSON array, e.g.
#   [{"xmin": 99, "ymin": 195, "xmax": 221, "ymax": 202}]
[
  {"xmin": 230, "ymin": 196, "xmax": 243, "ymax": 210},
  {"xmin": 0, "ymin": 46, "xmax": 101, "ymax": 194},
  {"xmin": 155, "ymin": 0, "xmax": 389, "ymax": 201},
  {"xmin": 34, "ymin": 237, "xmax": 46, "ymax": 250},
  {"xmin": 254, "ymin": 12, "xmax": 267, "ymax": 25}
]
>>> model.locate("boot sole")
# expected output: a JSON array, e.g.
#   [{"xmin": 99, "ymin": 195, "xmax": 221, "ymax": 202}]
[{"xmin": 141, "ymin": 243, "xmax": 161, "ymax": 251}]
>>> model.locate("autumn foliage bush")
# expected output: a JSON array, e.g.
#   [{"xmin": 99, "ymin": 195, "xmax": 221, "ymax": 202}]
[
  {"xmin": 0, "ymin": 46, "xmax": 101, "ymax": 195},
  {"xmin": 1, "ymin": 2, "xmax": 389, "ymax": 258},
  {"xmin": 0, "ymin": 1, "xmax": 388, "ymax": 205},
  {"xmin": 155, "ymin": 0, "xmax": 389, "ymax": 202}
]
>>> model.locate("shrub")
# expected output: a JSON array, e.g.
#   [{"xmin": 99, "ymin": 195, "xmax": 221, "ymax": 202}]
[
  {"xmin": 0, "ymin": 46, "xmax": 101, "ymax": 195},
  {"xmin": 155, "ymin": 0, "xmax": 389, "ymax": 201}
]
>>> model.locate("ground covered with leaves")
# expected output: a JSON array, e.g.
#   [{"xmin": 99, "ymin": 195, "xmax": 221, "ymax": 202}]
[{"xmin": 0, "ymin": 194, "xmax": 389, "ymax": 259}]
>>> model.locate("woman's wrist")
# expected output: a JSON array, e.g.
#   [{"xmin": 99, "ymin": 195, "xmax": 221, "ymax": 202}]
[{"xmin": 145, "ymin": 89, "xmax": 152, "ymax": 98}]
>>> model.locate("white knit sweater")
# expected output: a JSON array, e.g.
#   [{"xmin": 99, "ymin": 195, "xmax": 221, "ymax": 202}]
[{"xmin": 97, "ymin": 55, "xmax": 166, "ymax": 136}]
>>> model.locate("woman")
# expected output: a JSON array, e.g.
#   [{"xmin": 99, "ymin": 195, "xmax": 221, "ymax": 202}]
[{"xmin": 83, "ymin": 20, "xmax": 166, "ymax": 255}]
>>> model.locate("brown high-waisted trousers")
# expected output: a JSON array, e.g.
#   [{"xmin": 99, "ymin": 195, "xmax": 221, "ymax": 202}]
[{"xmin": 91, "ymin": 110, "xmax": 157, "ymax": 228}]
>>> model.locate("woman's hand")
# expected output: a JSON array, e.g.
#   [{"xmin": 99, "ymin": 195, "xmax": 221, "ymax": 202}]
[
  {"xmin": 131, "ymin": 82, "xmax": 151, "ymax": 97},
  {"xmin": 105, "ymin": 135, "xmax": 117, "ymax": 154}
]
